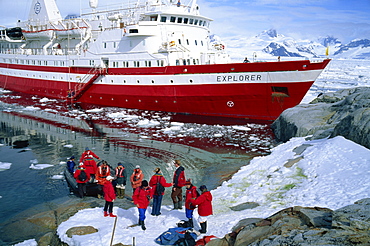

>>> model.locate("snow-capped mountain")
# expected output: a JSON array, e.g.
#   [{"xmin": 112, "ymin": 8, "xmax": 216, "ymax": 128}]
[{"xmin": 224, "ymin": 29, "xmax": 370, "ymax": 62}]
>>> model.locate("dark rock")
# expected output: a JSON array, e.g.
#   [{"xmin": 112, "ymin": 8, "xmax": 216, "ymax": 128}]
[
  {"xmin": 65, "ymin": 226, "xmax": 98, "ymax": 238},
  {"xmin": 229, "ymin": 202, "xmax": 259, "ymax": 211},
  {"xmin": 272, "ymin": 87, "xmax": 370, "ymax": 149}
]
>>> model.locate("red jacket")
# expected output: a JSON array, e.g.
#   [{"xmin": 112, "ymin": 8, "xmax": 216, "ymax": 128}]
[
  {"xmin": 74, "ymin": 168, "xmax": 91, "ymax": 184},
  {"xmin": 103, "ymin": 181, "xmax": 116, "ymax": 202},
  {"xmin": 149, "ymin": 174, "xmax": 172, "ymax": 195},
  {"xmin": 192, "ymin": 191, "xmax": 213, "ymax": 216},
  {"xmin": 132, "ymin": 186, "xmax": 153, "ymax": 209},
  {"xmin": 173, "ymin": 166, "xmax": 186, "ymax": 188},
  {"xmin": 185, "ymin": 185, "xmax": 199, "ymax": 209},
  {"xmin": 80, "ymin": 150, "xmax": 99, "ymax": 175},
  {"xmin": 79, "ymin": 150, "xmax": 100, "ymax": 163}
]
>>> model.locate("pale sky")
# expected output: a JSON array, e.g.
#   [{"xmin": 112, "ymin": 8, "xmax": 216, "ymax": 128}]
[{"xmin": 1, "ymin": 0, "xmax": 369, "ymax": 43}]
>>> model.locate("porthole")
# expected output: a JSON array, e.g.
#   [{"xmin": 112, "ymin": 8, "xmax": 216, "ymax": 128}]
[
  {"xmin": 151, "ymin": 80, "xmax": 155, "ymax": 83},
  {"xmin": 189, "ymin": 79, "xmax": 193, "ymax": 83},
  {"xmin": 170, "ymin": 80, "xmax": 174, "ymax": 83},
  {"xmin": 137, "ymin": 80, "xmax": 140, "ymax": 83}
]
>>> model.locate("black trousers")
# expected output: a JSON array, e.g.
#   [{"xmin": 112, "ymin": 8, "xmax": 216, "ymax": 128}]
[
  {"xmin": 104, "ymin": 201, "xmax": 114, "ymax": 213},
  {"xmin": 77, "ymin": 183, "xmax": 87, "ymax": 198}
]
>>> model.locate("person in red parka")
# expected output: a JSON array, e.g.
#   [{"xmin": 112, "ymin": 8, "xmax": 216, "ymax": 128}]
[
  {"xmin": 184, "ymin": 179, "xmax": 199, "ymax": 228},
  {"xmin": 149, "ymin": 167, "xmax": 172, "ymax": 216},
  {"xmin": 103, "ymin": 176, "xmax": 117, "ymax": 217},
  {"xmin": 73, "ymin": 164, "xmax": 91, "ymax": 198},
  {"xmin": 132, "ymin": 180, "xmax": 153, "ymax": 230},
  {"xmin": 191, "ymin": 185, "xmax": 213, "ymax": 234},
  {"xmin": 171, "ymin": 160, "xmax": 186, "ymax": 209},
  {"xmin": 79, "ymin": 147, "xmax": 100, "ymax": 178}
]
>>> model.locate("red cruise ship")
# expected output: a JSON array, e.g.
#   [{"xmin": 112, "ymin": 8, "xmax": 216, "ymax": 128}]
[{"xmin": 0, "ymin": 0, "xmax": 330, "ymax": 122}]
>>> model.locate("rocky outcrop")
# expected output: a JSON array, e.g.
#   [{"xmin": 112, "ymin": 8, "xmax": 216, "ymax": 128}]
[
  {"xmin": 271, "ymin": 87, "xmax": 370, "ymax": 149},
  {"xmin": 207, "ymin": 198, "xmax": 370, "ymax": 246}
]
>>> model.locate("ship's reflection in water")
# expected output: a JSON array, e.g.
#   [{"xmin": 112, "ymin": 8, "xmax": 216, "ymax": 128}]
[{"xmin": 0, "ymin": 92, "xmax": 276, "ymax": 224}]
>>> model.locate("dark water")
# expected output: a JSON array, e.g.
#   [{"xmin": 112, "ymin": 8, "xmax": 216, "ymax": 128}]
[{"xmin": 0, "ymin": 91, "xmax": 276, "ymax": 244}]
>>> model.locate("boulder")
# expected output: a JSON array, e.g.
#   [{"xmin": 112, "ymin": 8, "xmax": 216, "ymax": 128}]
[
  {"xmin": 216, "ymin": 198, "xmax": 370, "ymax": 246},
  {"xmin": 271, "ymin": 87, "xmax": 370, "ymax": 149},
  {"xmin": 65, "ymin": 226, "xmax": 98, "ymax": 238}
]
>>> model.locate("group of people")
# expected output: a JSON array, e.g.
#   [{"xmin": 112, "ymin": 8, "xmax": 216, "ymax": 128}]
[{"xmin": 67, "ymin": 149, "xmax": 213, "ymax": 233}]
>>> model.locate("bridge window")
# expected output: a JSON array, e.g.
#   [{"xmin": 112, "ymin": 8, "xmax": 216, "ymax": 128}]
[
  {"xmin": 177, "ymin": 17, "xmax": 182, "ymax": 23},
  {"xmin": 184, "ymin": 18, "xmax": 188, "ymax": 24},
  {"xmin": 150, "ymin": 15, "xmax": 158, "ymax": 21},
  {"xmin": 199, "ymin": 20, "xmax": 203, "ymax": 26},
  {"xmin": 160, "ymin": 16, "xmax": 167, "ymax": 22},
  {"xmin": 189, "ymin": 19, "xmax": 194, "ymax": 24},
  {"xmin": 170, "ymin": 16, "xmax": 176, "ymax": 23},
  {"xmin": 194, "ymin": 19, "xmax": 198, "ymax": 25}
]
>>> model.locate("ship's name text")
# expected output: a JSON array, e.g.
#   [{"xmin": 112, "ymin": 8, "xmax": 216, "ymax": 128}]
[{"xmin": 216, "ymin": 74, "xmax": 262, "ymax": 82}]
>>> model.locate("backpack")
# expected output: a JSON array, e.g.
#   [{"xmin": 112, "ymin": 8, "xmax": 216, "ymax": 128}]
[
  {"xmin": 154, "ymin": 227, "xmax": 196, "ymax": 245},
  {"xmin": 78, "ymin": 170, "xmax": 87, "ymax": 182},
  {"xmin": 177, "ymin": 220, "xmax": 192, "ymax": 228},
  {"xmin": 174, "ymin": 231, "xmax": 196, "ymax": 246},
  {"xmin": 155, "ymin": 176, "xmax": 165, "ymax": 195}
]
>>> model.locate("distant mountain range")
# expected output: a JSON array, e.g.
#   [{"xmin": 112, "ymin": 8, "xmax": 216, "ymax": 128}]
[{"xmin": 225, "ymin": 29, "xmax": 370, "ymax": 61}]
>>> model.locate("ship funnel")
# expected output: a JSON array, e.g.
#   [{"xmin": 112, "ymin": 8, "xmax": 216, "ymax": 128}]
[
  {"xmin": 28, "ymin": 0, "xmax": 62, "ymax": 25},
  {"xmin": 89, "ymin": 0, "xmax": 98, "ymax": 9}
]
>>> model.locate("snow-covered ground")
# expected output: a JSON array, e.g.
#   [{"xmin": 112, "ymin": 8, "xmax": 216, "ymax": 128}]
[
  {"xmin": 17, "ymin": 136, "xmax": 367, "ymax": 246},
  {"xmin": 12, "ymin": 58, "xmax": 370, "ymax": 246}
]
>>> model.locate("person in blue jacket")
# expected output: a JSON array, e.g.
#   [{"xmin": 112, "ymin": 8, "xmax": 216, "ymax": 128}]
[{"xmin": 67, "ymin": 156, "xmax": 76, "ymax": 174}]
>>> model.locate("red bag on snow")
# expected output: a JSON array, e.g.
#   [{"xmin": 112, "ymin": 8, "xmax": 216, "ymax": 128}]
[{"xmin": 195, "ymin": 235, "xmax": 217, "ymax": 246}]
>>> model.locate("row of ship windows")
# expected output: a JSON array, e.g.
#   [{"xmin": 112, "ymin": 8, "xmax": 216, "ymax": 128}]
[
  {"xmin": 2, "ymin": 70, "xmax": 196, "ymax": 84},
  {"xmin": 2, "ymin": 58, "xmax": 199, "ymax": 67},
  {"xmin": 159, "ymin": 16, "xmax": 208, "ymax": 28}
]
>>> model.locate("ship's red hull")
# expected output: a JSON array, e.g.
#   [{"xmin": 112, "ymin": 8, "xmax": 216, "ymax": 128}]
[{"xmin": 0, "ymin": 59, "xmax": 330, "ymax": 121}]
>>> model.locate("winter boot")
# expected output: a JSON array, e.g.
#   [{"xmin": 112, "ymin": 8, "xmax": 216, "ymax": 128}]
[
  {"xmin": 178, "ymin": 201, "xmax": 183, "ymax": 209},
  {"xmin": 188, "ymin": 218, "xmax": 194, "ymax": 228},
  {"xmin": 173, "ymin": 202, "xmax": 179, "ymax": 210},
  {"xmin": 104, "ymin": 211, "xmax": 109, "ymax": 217},
  {"xmin": 199, "ymin": 221, "xmax": 207, "ymax": 233},
  {"xmin": 140, "ymin": 220, "xmax": 146, "ymax": 230},
  {"xmin": 109, "ymin": 213, "xmax": 117, "ymax": 217}
]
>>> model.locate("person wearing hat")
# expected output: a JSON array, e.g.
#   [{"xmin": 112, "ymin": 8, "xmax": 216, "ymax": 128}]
[
  {"xmin": 79, "ymin": 147, "xmax": 100, "ymax": 179},
  {"xmin": 184, "ymin": 179, "xmax": 199, "ymax": 228},
  {"xmin": 132, "ymin": 180, "xmax": 153, "ymax": 230},
  {"xmin": 171, "ymin": 160, "xmax": 186, "ymax": 209},
  {"xmin": 191, "ymin": 185, "xmax": 213, "ymax": 233},
  {"xmin": 67, "ymin": 156, "xmax": 76, "ymax": 174},
  {"xmin": 115, "ymin": 162, "xmax": 127, "ymax": 199},
  {"xmin": 73, "ymin": 163, "xmax": 90, "ymax": 198},
  {"xmin": 149, "ymin": 167, "xmax": 173, "ymax": 216},
  {"xmin": 130, "ymin": 165, "xmax": 144, "ymax": 192},
  {"xmin": 103, "ymin": 176, "xmax": 117, "ymax": 217}
]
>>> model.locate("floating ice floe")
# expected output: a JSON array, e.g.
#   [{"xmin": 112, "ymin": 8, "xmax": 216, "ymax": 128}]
[
  {"xmin": 0, "ymin": 162, "xmax": 11, "ymax": 171},
  {"xmin": 63, "ymin": 144, "xmax": 74, "ymax": 148},
  {"xmin": 51, "ymin": 175, "xmax": 64, "ymax": 179},
  {"xmin": 29, "ymin": 164, "xmax": 54, "ymax": 169}
]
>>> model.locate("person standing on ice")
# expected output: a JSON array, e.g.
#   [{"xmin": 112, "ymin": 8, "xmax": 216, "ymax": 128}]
[
  {"xmin": 130, "ymin": 165, "xmax": 144, "ymax": 192},
  {"xmin": 79, "ymin": 147, "xmax": 100, "ymax": 179},
  {"xmin": 103, "ymin": 176, "xmax": 117, "ymax": 217},
  {"xmin": 149, "ymin": 167, "xmax": 172, "ymax": 216},
  {"xmin": 184, "ymin": 179, "xmax": 199, "ymax": 228},
  {"xmin": 191, "ymin": 185, "xmax": 213, "ymax": 234},
  {"xmin": 132, "ymin": 180, "xmax": 153, "ymax": 230},
  {"xmin": 171, "ymin": 160, "xmax": 186, "ymax": 209}
]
